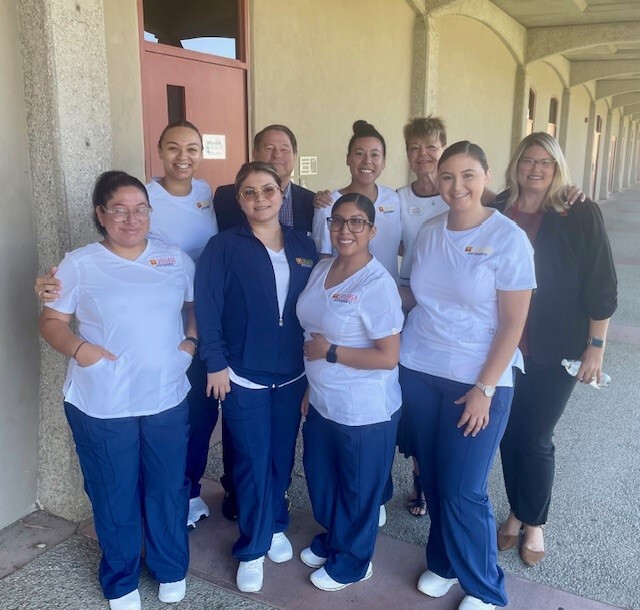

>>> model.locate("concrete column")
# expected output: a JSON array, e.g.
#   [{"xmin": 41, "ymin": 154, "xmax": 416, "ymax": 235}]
[
  {"xmin": 623, "ymin": 122, "xmax": 634, "ymax": 188},
  {"xmin": 511, "ymin": 65, "xmax": 529, "ymax": 154},
  {"xmin": 19, "ymin": 0, "xmax": 113, "ymax": 520},
  {"xmin": 410, "ymin": 14, "xmax": 439, "ymax": 118},
  {"xmin": 558, "ymin": 87, "xmax": 571, "ymax": 152},
  {"xmin": 612, "ymin": 114, "xmax": 624, "ymax": 193},
  {"xmin": 582, "ymin": 100, "xmax": 596, "ymax": 195},
  {"xmin": 632, "ymin": 122, "xmax": 639, "ymax": 183},
  {"xmin": 598, "ymin": 109, "xmax": 613, "ymax": 201}
]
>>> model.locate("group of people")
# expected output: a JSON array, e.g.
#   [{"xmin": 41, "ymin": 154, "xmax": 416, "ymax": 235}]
[{"xmin": 35, "ymin": 116, "xmax": 617, "ymax": 610}]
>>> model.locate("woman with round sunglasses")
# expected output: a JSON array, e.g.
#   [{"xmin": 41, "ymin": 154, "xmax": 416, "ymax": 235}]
[
  {"xmin": 39, "ymin": 171, "xmax": 195, "ymax": 610},
  {"xmin": 297, "ymin": 193, "xmax": 403, "ymax": 591},
  {"xmin": 195, "ymin": 161, "xmax": 317, "ymax": 593},
  {"xmin": 34, "ymin": 120, "xmax": 219, "ymax": 530}
]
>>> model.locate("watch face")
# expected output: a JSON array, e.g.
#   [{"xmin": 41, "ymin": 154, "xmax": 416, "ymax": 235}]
[{"xmin": 485, "ymin": 386, "xmax": 496, "ymax": 397}]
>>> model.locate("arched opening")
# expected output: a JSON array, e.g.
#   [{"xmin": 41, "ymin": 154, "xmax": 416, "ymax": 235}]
[
  {"xmin": 527, "ymin": 88, "xmax": 536, "ymax": 135},
  {"xmin": 547, "ymin": 97, "xmax": 558, "ymax": 138}
]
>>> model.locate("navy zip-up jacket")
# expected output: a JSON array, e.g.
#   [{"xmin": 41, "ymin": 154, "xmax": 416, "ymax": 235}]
[{"xmin": 195, "ymin": 222, "xmax": 317, "ymax": 385}]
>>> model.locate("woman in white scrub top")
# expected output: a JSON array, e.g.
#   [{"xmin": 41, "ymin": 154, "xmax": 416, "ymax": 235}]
[
  {"xmin": 399, "ymin": 142, "xmax": 535, "ymax": 610},
  {"xmin": 297, "ymin": 193, "xmax": 403, "ymax": 592},
  {"xmin": 39, "ymin": 171, "xmax": 195, "ymax": 610},
  {"xmin": 312, "ymin": 120, "xmax": 402, "ymax": 283},
  {"xmin": 34, "ymin": 121, "xmax": 219, "ymax": 530}
]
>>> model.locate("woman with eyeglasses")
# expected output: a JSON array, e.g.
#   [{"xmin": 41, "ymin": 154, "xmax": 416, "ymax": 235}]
[
  {"xmin": 34, "ymin": 120, "xmax": 220, "ymax": 531},
  {"xmin": 39, "ymin": 171, "xmax": 196, "ymax": 610},
  {"xmin": 297, "ymin": 193, "xmax": 403, "ymax": 591},
  {"xmin": 195, "ymin": 161, "xmax": 317, "ymax": 593},
  {"xmin": 495, "ymin": 132, "xmax": 617, "ymax": 567}
]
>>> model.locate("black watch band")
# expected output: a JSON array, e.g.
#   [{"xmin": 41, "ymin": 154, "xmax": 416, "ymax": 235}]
[
  {"xmin": 184, "ymin": 336, "xmax": 199, "ymax": 350},
  {"xmin": 326, "ymin": 344, "xmax": 338, "ymax": 363},
  {"xmin": 587, "ymin": 336, "xmax": 605, "ymax": 348}
]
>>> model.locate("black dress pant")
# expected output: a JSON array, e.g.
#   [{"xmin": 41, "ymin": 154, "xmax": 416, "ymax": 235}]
[{"xmin": 500, "ymin": 359, "xmax": 577, "ymax": 525}]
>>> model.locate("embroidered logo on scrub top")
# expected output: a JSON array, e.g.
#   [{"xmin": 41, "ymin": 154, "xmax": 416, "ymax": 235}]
[
  {"xmin": 148, "ymin": 257, "xmax": 177, "ymax": 268},
  {"xmin": 331, "ymin": 292, "xmax": 359, "ymax": 304},
  {"xmin": 295, "ymin": 257, "xmax": 314, "ymax": 268},
  {"xmin": 378, "ymin": 205, "xmax": 396, "ymax": 214},
  {"xmin": 196, "ymin": 200, "xmax": 211, "ymax": 209},
  {"xmin": 463, "ymin": 246, "xmax": 494, "ymax": 257},
  {"xmin": 408, "ymin": 205, "xmax": 425, "ymax": 215}
]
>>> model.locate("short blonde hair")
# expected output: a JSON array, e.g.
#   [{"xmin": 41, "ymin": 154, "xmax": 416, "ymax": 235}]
[
  {"xmin": 403, "ymin": 116, "xmax": 447, "ymax": 149},
  {"xmin": 505, "ymin": 132, "xmax": 572, "ymax": 213}
]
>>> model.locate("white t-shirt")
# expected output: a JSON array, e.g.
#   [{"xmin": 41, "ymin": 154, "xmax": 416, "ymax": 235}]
[
  {"xmin": 312, "ymin": 186, "xmax": 402, "ymax": 283},
  {"xmin": 297, "ymin": 257, "xmax": 404, "ymax": 426},
  {"xmin": 146, "ymin": 177, "xmax": 218, "ymax": 264},
  {"xmin": 47, "ymin": 239, "xmax": 195, "ymax": 418},
  {"xmin": 400, "ymin": 210, "xmax": 536, "ymax": 387},
  {"xmin": 397, "ymin": 184, "xmax": 448, "ymax": 285}
]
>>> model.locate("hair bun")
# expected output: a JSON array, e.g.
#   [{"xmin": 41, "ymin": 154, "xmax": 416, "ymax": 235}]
[{"xmin": 353, "ymin": 120, "xmax": 374, "ymax": 136}]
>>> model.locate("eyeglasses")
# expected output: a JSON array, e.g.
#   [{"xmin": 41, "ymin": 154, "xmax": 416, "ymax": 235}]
[
  {"xmin": 327, "ymin": 217, "xmax": 373, "ymax": 233},
  {"xmin": 101, "ymin": 206, "xmax": 153, "ymax": 221},
  {"xmin": 518, "ymin": 157, "xmax": 556, "ymax": 170},
  {"xmin": 238, "ymin": 185, "xmax": 282, "ymax": 202}
]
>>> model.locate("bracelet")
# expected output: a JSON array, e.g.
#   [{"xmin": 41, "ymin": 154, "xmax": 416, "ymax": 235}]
[
  {"xmin": 184, "ymin": 336, "xmax": 199, "ymax": 349},
  {"xmin": 73, "ymin": 341, "xmax": 88, "ymax": 359}
]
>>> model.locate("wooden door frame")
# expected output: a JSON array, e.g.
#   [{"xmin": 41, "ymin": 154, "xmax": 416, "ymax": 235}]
[{"xmin": 137, "ymin": 0, "xmax": 250, "ymax": 180}]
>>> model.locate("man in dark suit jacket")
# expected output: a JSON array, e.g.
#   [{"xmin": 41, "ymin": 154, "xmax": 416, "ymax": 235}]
[{"xmin": 214, "ymin": 124, "xmax": 315, "ymax": 233}]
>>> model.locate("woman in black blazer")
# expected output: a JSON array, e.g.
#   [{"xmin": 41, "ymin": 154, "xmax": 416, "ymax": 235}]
[{"xmin": 494, "ymin": 132, "xmax": 617, "ymax": 567}]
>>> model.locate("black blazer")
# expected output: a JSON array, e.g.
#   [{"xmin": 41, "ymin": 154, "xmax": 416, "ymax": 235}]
[
  {"xmin": 213, "ymin": 182, "xmax": 315, "ymax": 233},
  {"xmin": 492, "ymin": 192, "xmax": 617, "ymax": 366}
]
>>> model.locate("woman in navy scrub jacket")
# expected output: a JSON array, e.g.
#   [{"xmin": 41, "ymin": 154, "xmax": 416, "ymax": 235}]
[
  {"xmin": 297, "ymin": 193, "xmax": 403, "ymax": 591},
  {"xmin": 195, "ymin": 161, "xmax": 317, "ymax": 594},
  {"xmin": 39, "ymin": 171, "xmax": 195, "ymax": 610}
]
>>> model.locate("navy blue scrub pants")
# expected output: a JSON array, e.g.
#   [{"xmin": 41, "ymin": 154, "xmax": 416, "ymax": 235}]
[
  {"xmin": 400, "ymin": 366, "xmax": 512, "ymax": 607},
  {"xmin": 303, "ymin": 405, "xmax": 400, "ymax": 584},
  {"xmin": 500, "ymin": 360, "xmax": 577, "ymax": 525},
  {"xmin": 222, "ymin": 377, "xmax": 305, "ymax": 561},
  {"xmin": 185, "ymin": 353, "xmax": 220, "ymax": 499},
  {"xmin": 64, "ymin": 400, "xmax": 190, "ymax": 601}
]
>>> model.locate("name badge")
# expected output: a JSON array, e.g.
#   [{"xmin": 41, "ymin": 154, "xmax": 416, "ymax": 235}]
[
  {"xmin": 377, "ymin": 205, "xmax": 396, "ymax": 215},
  {"xmin": 295, "ymin": 257, "xmax": 314, "ymax": 268},
  {"xmin": 408, "ymin": 205, "xmax": 425, "ymax": 216},
  {"xmin": 196, "ymin": 200, "xmax": 211, "ymax": 210},
  {"xmin": 463, "ymin": 246, "xmax": 493, "ymax": 257},
  {"xmin": 149, "ymin": 257, "xmax": 177, "ymax": 268},
  {"xmin": 331, "ymin": 292, "xmax": 359, "ymax": 304}
]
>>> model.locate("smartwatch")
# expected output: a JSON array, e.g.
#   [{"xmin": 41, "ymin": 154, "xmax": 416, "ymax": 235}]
[
  {"xmin": 587, "ymin": 336, "xmax": 605, "ymax": 348},
  {"xmin": 326, "ymin": 344, "xmax": 338, "ymax": 363}
]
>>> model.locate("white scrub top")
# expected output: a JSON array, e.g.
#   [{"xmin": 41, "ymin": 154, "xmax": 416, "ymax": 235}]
[
  {"xmin": 48, "ymin": 239, "xmax": 195, "ymax": 418},
  {"xmin": 400, "ymin": 210, "xmax": 536, "ymax": 387},
  {"xmin": 297, "ymin": 257, "xmax": 404, "ymax": 426}
]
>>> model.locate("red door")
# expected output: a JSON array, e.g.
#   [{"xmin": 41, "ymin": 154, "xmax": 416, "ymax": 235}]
[{"xmin": 139, "ymin": 0, "xmax": 249, "ymax": 191}]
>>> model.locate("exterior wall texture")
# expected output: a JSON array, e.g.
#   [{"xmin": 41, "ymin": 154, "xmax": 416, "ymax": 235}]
[{"xmin": 0, "ymin": 0, "xmax": 40, "ymax": 529}]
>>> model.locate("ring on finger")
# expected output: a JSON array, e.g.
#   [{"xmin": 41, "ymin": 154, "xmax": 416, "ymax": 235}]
[{"xmin": 37, "ymin": 289, "xmax": 45, "ymax": 298}]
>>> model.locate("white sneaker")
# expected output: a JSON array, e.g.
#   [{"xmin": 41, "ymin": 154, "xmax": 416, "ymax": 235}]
[
  {"xmin": 417, "ymin": 570, "xmax": 458, "ymax": 597},
  {"xmin": 267, "ymin": 532, "xmax": 293, "ymax": 563},
  {"xmin": 300, "ymin": 547, "xmax": 327, "ymax": 568},
  {"xmin": 310, "ymin": 562, "xmax": 373, "ymax": 591},
  {"xmin": 158, "ymin": 578, "xmax": 186, "ymax": 603},
  {"xmin": 458, "ymin": 595, "xmax": 496, "ymax": 609},
  {"xmin": 236, "ymin": 557, "xmax": 264, "ymax": 592},
  {"xmin": 378, "ymin": 504, "xmax": 387, "ymax": 527},
  {"xmin": 187, "ymin": 496, "xmax": 209, "ymax": 528},
  {"xmin": 109, "ymin": 589, "xmax": 141, "ymax": 610}
]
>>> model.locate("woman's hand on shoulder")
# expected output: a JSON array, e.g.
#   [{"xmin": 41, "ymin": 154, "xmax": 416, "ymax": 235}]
[
  {"xmin": 564, "ymin": 184, "xmax": 586, "ymax": 206},
  {"xmin": 35, "ymin": 266, "xmax": 61, "ymax": 303},
  {"xmin": 454, "ymin": 386, "xmax": 491, "ymax": 437},
  {"xmin": 207, "ymin": 368, "xmax": 231, "ymax": 401},
  {"xmin": 313, "ymin": 190, "xmax": 333, "ymax": 209},
  {"xmin": 303, "ymin": 333, "xmax": 330, "ymax": 361},
  {"xmin": 75, "ymin": 343, "xmax": 117, "ymax": 368}
]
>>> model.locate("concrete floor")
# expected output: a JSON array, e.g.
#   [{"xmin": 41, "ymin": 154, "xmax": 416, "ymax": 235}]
[{"xmin": 1, "ymin": 184, "xmax": 638, "ymax": 610}]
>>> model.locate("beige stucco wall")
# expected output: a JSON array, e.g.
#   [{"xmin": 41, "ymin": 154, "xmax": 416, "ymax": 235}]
[
  {"xmin": 564, "ymin": 85, "xmax": 592, "ymax": 184},
  {"xmin": 250, "ymin": 0, "xmax": 414, "ymax": 191},
  {"xmin": 0, "ymin": 0, "xmax": 40, "ymax": 528},
  {"xmin": 435, "ymin": 15, "xmax": 517, "ymax": 191},
  {"xmin": 527, "ymin": 61, "xmax": 563, "ymax": 136},
  {"xmin": 103, "ymin": 0, "xmax": 145, "ymax": 179}
]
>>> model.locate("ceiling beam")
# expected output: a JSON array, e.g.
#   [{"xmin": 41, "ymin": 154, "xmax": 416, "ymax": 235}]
[
  {"xmin": 611, "ymin": 92, "xmax": 640, "ymax": 109},
  {"xmin": 570, "ymin": 59, "xmax": 640, "ymax": 87},
  {"xmin": 596, "ymin": 79, "xmax": 640, "ymax": 99}
]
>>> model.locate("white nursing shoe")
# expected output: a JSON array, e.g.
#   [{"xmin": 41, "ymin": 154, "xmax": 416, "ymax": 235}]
[
  {"xmin": 267, "ymin": 532, "xmax": 293, "ymax": 563},
  {"xmin": 310, "ymin": 562, "xmax": 373, "ymax": 591},
  {"xmin": 109, "ymin": 589, "xmax": 140, "ymax": 610},
  {"xmin": 300, "ymin": 546, "xmax": 327, "ymax": 568},
  {"xmin": 158, "ymin": 578, "xmax": 186, "ymax": 603},
  {"xmin": 458, "ymin": 594, "xmax": 496, "ymax": 609},
  {"xmin": 417, "ymin": 570, "xmax": 458, "ymax": 597},
  {"xmin": 236, "ymin": 557, "xmax": 264, "ymax": 592}
]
